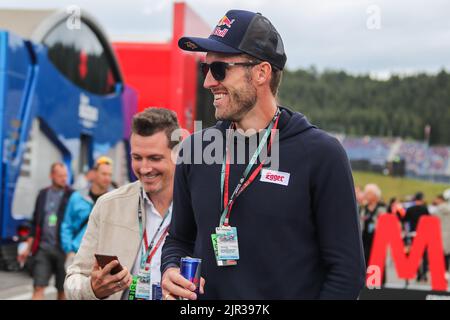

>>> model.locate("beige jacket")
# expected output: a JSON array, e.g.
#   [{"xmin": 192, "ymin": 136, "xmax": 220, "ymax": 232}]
[{"xmin": 64, "ymin": 181, "xmax": 145, "ymax": 300}]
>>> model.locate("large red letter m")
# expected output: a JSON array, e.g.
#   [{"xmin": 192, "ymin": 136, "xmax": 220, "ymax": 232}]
[{"xmin": 368, "ymin": 214, "xmax": 447, "ymax": 291}]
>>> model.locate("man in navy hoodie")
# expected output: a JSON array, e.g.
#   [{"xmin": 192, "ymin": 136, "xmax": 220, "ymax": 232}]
[{"xmin": 161, "ymin": 9, "xmax": 366, "ymax": 300}]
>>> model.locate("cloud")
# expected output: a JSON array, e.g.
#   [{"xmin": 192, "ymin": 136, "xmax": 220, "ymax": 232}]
[{"xmin": 1, "ymin": 0, "xmax": 449, "ymax": 75}]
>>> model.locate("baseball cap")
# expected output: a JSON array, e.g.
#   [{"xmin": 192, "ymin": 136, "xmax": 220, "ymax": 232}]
[{"xmin": 178, "ymin": 9, "xmax": 287, "ymax": 70}]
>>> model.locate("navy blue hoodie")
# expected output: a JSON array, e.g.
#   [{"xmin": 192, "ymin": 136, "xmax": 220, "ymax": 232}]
[{"xmin": 161, "ymin": 107, "xmax": 366, "ymax": 299}]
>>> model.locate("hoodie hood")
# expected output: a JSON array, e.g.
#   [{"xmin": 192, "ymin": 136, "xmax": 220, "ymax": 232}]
[
  {"xmin": 276, "ymin": 106, "xmax": 316, "ymax": 140},
  {"xmin": 215, "ymin": 106, "xmax": 316, "ymax": 141}
]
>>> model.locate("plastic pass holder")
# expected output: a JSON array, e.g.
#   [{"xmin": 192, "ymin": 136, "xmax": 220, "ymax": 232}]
[{"xmin": 211, "ymin": 226, "xmax": 240, "ymax": 267}]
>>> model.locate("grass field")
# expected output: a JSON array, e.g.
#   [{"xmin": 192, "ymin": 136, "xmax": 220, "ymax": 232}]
[{"xmin": 352, "ymin": 171, "xmax": 450, "ymax": 203}]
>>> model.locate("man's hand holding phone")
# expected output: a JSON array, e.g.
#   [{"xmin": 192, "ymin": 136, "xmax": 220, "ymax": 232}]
[{"xmin": 91, "ymin": 255, "xmax": 132, "ymax": 299}]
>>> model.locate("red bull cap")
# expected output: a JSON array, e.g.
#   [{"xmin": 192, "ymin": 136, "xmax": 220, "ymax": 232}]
[{"xmin": 178, "ymin": 9, "xmax": 287, "ymax": 70}]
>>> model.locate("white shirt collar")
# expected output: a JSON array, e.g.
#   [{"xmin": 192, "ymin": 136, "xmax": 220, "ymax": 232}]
[{"xmin": 141, "ymin": 188, "xmax": 173, "ymax": 219}]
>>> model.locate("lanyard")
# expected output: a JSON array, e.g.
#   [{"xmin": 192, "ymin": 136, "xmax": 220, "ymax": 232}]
[
  {"xmin": 138, "ymin": 189, "xmax": 171, "ymax": 269},
  {"xmin": 219, "ymin": 108, "xmax": 281, "ymax": 226}
]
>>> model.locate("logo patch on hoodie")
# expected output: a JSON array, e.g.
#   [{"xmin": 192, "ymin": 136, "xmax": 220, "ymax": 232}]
[{"xmin": 260, "ymin": 169, "xmax": 290, "ymax": 186}]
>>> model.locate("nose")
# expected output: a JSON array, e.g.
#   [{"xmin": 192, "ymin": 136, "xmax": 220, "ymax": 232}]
[{"xmin": 139, "ymin": 159, "xmax": 153, "ymax": 175}]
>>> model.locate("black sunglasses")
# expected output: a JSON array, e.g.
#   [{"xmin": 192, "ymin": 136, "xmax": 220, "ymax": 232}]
[{"xmin": 200, "ymin": 61, "xmax": 260, "ymax": 81}]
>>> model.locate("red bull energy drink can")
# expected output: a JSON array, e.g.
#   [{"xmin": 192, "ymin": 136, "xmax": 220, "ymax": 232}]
[
  {"xmin": 152, "ymin": 283, "xmax": 162, "ymax": 300},
  {"xmin": 180, "ymin": 257, "xmax": 202, "ymax": 294}
]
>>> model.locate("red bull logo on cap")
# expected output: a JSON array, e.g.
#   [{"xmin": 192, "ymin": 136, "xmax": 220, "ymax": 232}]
[
  {"xmin": 217, "ymin": 15, "xmax": 235, "ymax": 28},
  {"xmin": 212, "ymin": 15, "xmax": 235, "ymax": 38}
]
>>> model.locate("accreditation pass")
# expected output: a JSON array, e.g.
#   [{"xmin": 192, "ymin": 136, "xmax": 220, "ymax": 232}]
[{"xmin": 216, "ymin": 226, "xmax": 240, "ymax": 260}]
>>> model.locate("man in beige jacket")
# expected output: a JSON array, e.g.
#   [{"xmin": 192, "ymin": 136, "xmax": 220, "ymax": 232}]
[{"xmin": 64, "ymin": 108, "xmax": 179, "ymax": 300}]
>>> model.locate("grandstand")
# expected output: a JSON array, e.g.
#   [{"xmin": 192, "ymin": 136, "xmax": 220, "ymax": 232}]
[
  {"xmin": 336, "ymin": 135, "xmax": 450, "ymax": 183},
  {"xmin": 340, "ymin": 136, "xmax": 395, "ymax": 166}
]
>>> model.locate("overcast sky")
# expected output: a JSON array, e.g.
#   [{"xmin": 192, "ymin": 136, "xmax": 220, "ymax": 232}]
[{"xmin": 2, "ymin": 0, "xmax": 449, "ymax": 78}]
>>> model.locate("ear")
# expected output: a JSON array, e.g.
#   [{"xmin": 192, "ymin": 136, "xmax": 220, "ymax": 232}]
[{"xmin": 254, "ymin": 62, "xmax": 272, "ymax": 86}]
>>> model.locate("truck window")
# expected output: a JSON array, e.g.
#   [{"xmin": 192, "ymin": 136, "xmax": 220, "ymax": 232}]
[{"xmin": 42, "ymin": 21, "xmax": 117, "ymax": 95}]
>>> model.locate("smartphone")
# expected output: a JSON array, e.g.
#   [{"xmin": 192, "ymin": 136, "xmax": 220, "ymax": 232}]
[{"xmin": 94, "ymin": 254, "xmax": 124, "ymax": 275}]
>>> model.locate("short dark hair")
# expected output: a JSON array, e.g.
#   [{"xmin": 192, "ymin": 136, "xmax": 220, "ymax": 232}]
[
  {"xmin": 131, "ymin": 108, "xmax": 180, "ymax": 149},
  {"xmin": 414, "ymin": 192, "xmax": 424, "ymax": 201}
]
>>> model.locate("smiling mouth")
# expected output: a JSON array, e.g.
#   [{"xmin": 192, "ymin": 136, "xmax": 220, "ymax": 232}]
[
  {"xmin": 141, "ymin": 173, "xmax": 160, "ymax": 182},
  {"xmin": 214, "ymin": 93, "xmax": 228, "ymax": 101}
]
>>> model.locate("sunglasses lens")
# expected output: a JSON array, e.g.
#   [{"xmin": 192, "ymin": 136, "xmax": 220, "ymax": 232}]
[
  {"xmin": 200, "ymin": 62, "xmax": 227, "ymax": 81},
  {"xmin": 210, "ymin": 62, "xmax": 226, "ymax": 81}
]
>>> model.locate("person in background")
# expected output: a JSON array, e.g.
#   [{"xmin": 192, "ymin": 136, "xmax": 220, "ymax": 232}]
[
  {"xmin": 64, "ymin": 108, "xmax": 179, "ymax": 300},
  {"xmin": 355, "ymin": 185, "xmax": 365, "ymax": 214},
  {"xmin": 60, "ymin": 157, "xmax": 114, "ymax": 267},
  {"xmin": 431, "ymin": 194, "xmax": 450, "ymax": 276},
  {"xmin": 404, "ymin": 192, "xmax": 430, "ymax": 282},
  {"xmin": 404, "ymin": 192, "xmax": 429, "ymax": 233},
  {"xmin": 360, "ymin": 183, "xmax": 386, "ymax": 267},
  {"xmin": 73, "ymin": 168, "xmax": 95, "ymax": 191},
  {"xmin": 387, "ymin": 197, "xmax": 406, "ymax": 221},
  {"xmin": 17, "ymin": 162, "xmax": 73, "ymax": 300}
]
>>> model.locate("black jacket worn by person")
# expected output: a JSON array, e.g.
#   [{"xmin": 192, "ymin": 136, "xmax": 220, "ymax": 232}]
[
  {"xmin": 30, "ymin": 186, "xmax": 74, "ymax": 255},
  {"xmin": 360, "ymin": 203, "xmax": 386, "ymax": 265},
  {"xmin": 161, "ymin": 107, "xmax": 366, "ymax": 299},
  {"xmin": 404, "ymin": 204, "xmax": 429, "ymax": 232}
]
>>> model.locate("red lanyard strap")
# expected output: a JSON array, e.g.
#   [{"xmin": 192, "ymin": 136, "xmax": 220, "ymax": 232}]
[
  {"xmin": 138, "ymin": 189, "xmax": 171, "ymax": 268},
  {"xmin": 220, "ymin": 109, "xmax": 281, "ymax": 226},
  {"xmin": 143, "ymin": 226, "xmax": 170, "ymax": 265}
]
